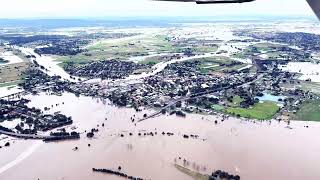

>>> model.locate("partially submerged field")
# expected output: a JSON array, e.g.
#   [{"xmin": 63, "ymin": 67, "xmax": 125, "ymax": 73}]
[
  {"xmin": 55, "ymin": 28, "xmax": 225, "ymax": 69},
  {"xmin": 0, "ymin": 46, "xmax": 30, "ymax": 87},
  {"xmin": 294, "ymin": 100, "xmax": 320, "ymax": 122},
  {"xmin": 0, "ymin": 47, "xmax": 29, "ymax": 87},
  {"xmin": 226, "ymin": 101, "xmax": 280, "ymax": 120},
  {"xmin": 56, "ymin": 33, "xmax": 179, "ymax": 67},
  {"xmin": 0, "ymin": 63, "xmax": 28, "ymax": 84},
  {"xmin": 185, "ymin": 56, "xmax": 249, "ymax": 74},
  {"xmin": 232, "ymin": 42, "xmax": 287, "ymax": 60}
]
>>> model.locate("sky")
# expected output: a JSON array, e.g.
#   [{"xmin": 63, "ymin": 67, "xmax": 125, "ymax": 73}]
[{"xmin": 0, "ymin": 0, "xmax": 315, "ymax": 18}]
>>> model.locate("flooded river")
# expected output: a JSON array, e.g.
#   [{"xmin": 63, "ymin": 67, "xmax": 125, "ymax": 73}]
[
  {"xmin": 17, "ymin": 47, "xmax": 78, "ymax": 82},
  {"xmin": 1, "ymin": 92, "xmax": 320, "ymax": 180},
  {"xmin": 0, "ymin": 37, "xmax": 319, "ymax": 179}
]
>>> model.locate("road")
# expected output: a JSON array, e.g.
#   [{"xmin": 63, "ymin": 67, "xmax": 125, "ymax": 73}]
[
  {"xmin": 0, "ymin": 85, "xmax": 53, "ymax": 99},
  {"xmin": 0, "ymin": 130, "xmax": 50, "ymax": 140},
  {"xmin": 138, "ymin": 74, "xmax": 264, "ymax": 122}
]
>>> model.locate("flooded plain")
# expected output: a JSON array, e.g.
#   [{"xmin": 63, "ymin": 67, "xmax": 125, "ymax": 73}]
[
  {"xmin": 17, "ymin": 47, "xmax": 79, "ymax": 82},
  {"xmin": 0, "ymin": 51, "xmax": 24, "ymax": 66},
  {"xmin": 280, "ymin": 62, "xmax": 320, "ymax": 82},
  {"xmin": 1, "ymin": 23, "xmax": 320, "ymax": 179},
  {"xmin": 1, "ymin": 92, "xmax": 320, "ymax": 180}
]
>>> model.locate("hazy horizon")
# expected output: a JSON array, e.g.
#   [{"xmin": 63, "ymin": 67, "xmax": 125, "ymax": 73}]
[{"xmin": 0, "ymin": 0, "xmax": 315, "ymax": 19}]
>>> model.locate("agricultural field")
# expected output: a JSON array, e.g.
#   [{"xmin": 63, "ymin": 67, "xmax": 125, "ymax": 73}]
[
  {"xmin": 254, "ymin": 43, "xmax": 283, "ymax": 51},
  {"xmin": 192, "ymin": 56, "xmax": 248, "ymax": 74},
  {"xmin": 232, "ymin": 42, "xmax": 285, "ymax": 59},
  {"xmin": 294, "ymin": 100, "xmax": 320, "ymax": 122},
  {"xmin": 0, "ymin": 62, "xmax": 28, "ymax": 85},
  {"xmin": 137, "ymin": 57, "xmax": 162, "ymax": 65},
  {"xmin": 211, "ymin": 104, "xmax": 225, "ymax": 111},
  {"xmin": 230, "ymin": 95, "xmax": 244, "ymax": 107},
  {"xmin": 295, "ymin": 81, "xmax": 320, "ymax": 95},
  {"xmin": 56, "ymin": 34, "xmax": 179, "ymax": 67},
  {"xmin": 56, "ymin": 32, "xmax": 222, "ymax": 69},
  {"xmin": 181, "ymin": 45, "xmax": 219, "ymax": 54},
  {"xmin": 0, "ymin": 47, "xmax": 29, "ymax": 87},
  {"xmin": 226, "ymin": 101, "xmax": 280, "ymax": 120}
]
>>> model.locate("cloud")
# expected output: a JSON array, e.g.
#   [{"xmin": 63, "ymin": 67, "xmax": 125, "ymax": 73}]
[{"xmin": 0, "ymin": 0, "xmax": 314, "ymax": 18}]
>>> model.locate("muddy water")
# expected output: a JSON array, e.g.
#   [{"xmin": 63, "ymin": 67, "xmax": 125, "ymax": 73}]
[
  {"xmin": 0, "ymin": 51, "xmax": 24, "ymax": 66},
  {"xmin": 17, "ymin": 47, "xmax": 79, "ymax": 82},
  {"xmin": 1, "ymin": 92, "xmax": 320, "ymax": 180},
  {"xmin": 280, "ymin": 62, "xmax": 320, "ymax": 82}
]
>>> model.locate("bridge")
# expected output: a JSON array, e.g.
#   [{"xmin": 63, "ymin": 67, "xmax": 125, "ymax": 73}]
[
  {"xmin": 0, "ymin": 85, "xmax": 53, "ymax": 100},
  {"xmin": 0, "ymin": 130, "xmax": 80, "ymax": 142},
  {"xmin": 0, "ymin": 130, "xmax": 50, "ymax": 140},
  {"xmin": 138, "ymin": 86, "xmax": 228, "ymax": 122},
  {"xmin": 138, "ymin": 74, "xmax": 263, "ymax": 122}
]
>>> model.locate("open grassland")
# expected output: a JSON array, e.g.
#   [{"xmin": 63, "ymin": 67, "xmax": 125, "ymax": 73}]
[
  {"xmin": 56, "ymin": 34, "xmax": 179, "ymax": 67},
  {"xmin": 254, "ymin": 43, "xmax": 283, "ymax": 51},
  {"xmin": 196, "ymin": 56, "xmax": 233, "ymax": 65},
  {"xmin": 294, "ymin": 100, "xmax": 320, "ymax": 122},
  {"xmin": 0, "ymin": 62, "xmax": 29, "ymax": 84},
  {"xmin": 294, "ymin": 81, "xmax": 320, "ymax": 95},
  {"xmin": 226, "ymin": 101, "xmax": 280, "ymax": 120},
  {"xmin": 56, "ymin": 33, "xmax": 221, "ymax": 68},
  {"xmin": 232, "ymin": 42, "xmax": 284, "ymax": 59},
  {"xmin": 0, "ymin": 46, "xmax": 29, "ymax": 61},
  {"xmin": 189, "ymin": 56, "xmax": 248, "ymax": 74},
  {"xmin": 0, "ymin": 45, "xmax": 29, "ymax": 86},
  {"xmin": 231, "ymin": 95, "xmax": 244, "ymax": 107},
  {"xmin": 187, "ymin": 45, "xmax": 218, "ymax": 53},
  {"xmin": 211, "ymin": 104, "xmax": 225, "ymax": 111},
  {"xmin": 137, "ymin": 57, "xmax": 162, "ymax": 65},
  {"xmin": 88, "ymin": 34, "xmax": 176, "ymax": 53}
]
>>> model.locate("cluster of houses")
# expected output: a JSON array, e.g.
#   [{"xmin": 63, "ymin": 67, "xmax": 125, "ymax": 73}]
[
  {"xmin": 7, "ymin": 31, "xmax": 318, "ymax": 125},
  {"xmin": 64, "ymin": 59, "xmax": 151, "ymax": 80},
  {"xmin": 0, "ymin": 98, "xmax": 73, "ymax": 135}
]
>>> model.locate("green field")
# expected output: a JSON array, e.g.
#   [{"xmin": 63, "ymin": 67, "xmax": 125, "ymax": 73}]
[
  {"xmin": 232, "ymin": 42, "xmax": 284, "ymax": 59},
  {"xmin": 188, "ymin": 56, "xmax": 243, "ymax": 74},
  {"xmin": 137, "ymin": 58, "xmax": 160, "ymax": 65},
  {"xmin": 190, "ymin": 45, "xmax": 218, "ymax": 53},
  {"xmin": 294, "ymin": 100, "xmax": 320, "ymax": 122},
  {"xmin": 226, "ymin": 101, "xmax": 280, "ymax": 120},
  {"xmin": 211, "ymin": 104, "xmax": 225, "ymax": 111},
  {"xmin": 231, "ymin": 95, "xmax": 244, "ymax": 107},
  {"xmin": 232, "ymin": 52, "xmax": 248, "ymax": 59},
  {"xmin": 56, "ymin": 34, "xmax": 180, "ymax": 67},
  {"xmin": 296, "ymin": 81, "xmax": 320, "ymax": 95},
  {"xmin": 139, "ymin": 55, "xmax": 245, "ymax": 72},
  {"xmin": 0, "ymin": 62, "xmax": 29, "ymax": 84},
  {"xmin": 88, "ymin": 34, "xmax": 175, "ymax": 53}
]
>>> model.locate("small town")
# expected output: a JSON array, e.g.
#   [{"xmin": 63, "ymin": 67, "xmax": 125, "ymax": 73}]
[{"xmin": 1, "ymin": 1, "xmax": 320, "ymax": 179}]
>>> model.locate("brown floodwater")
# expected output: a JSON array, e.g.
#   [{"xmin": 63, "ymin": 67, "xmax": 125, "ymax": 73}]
[{"xmin": 1, "ymin": 92, "xmax": 320, "ymax": 180}]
